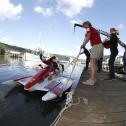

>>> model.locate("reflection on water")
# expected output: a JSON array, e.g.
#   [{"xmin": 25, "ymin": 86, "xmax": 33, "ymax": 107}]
[{"xmin": 0, "ymin": 56, "xmax": 84, "ymax": 126}]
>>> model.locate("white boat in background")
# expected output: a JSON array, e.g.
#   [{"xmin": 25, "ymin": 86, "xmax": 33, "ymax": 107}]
[
  {"xmin": 24, "ymin": 52, "xmax": 50, "ymax": 62},
  {"xmin": 114, "ymin": 56, "xmax": 123, "ymax": 67},
  {"xmin": 24, "ymin": 52, "xmax": 41, "ymax": 62},
  {"xmin": 59, "ymin": 60, "xmax": 69, "ymax": 64},
  {"xmin": 103, "ymin": 56, "xmax": 123, "ymax": 67}
]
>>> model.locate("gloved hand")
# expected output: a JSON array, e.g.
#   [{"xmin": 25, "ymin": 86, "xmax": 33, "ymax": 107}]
[
  {"xmin": 80, "ymin": 45, "xmax": 84, "ymax": 49},
  {"xmin": 74, "ymin": 23, "xmax": 78, "ymax": 28}
]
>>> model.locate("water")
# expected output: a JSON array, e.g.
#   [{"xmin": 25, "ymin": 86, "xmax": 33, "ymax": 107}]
[{"xmin": 0, "ymin": 56, "xmax": 84, "ymax": 126}]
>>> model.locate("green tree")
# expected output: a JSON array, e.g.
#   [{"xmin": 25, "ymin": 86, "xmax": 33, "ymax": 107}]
[{"xmin": 0, "ymin": 43, "xmax": 5, "ymax": 55}]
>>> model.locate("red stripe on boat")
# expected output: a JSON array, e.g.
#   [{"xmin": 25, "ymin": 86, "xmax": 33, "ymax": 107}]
[{"xmin": 24, "ymin": 67, "xmax": 53, "ymax": 89}]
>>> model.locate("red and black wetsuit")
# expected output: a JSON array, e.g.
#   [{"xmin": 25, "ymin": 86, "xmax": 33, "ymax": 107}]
[{"xmin": 42, "ymin": 57, "xmax": 59, "ymax": 71}]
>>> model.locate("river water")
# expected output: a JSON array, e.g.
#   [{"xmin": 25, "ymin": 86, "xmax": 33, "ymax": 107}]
[{"xmin": 0, "ymin": 56, "xmax": 84, "ymax": 126}]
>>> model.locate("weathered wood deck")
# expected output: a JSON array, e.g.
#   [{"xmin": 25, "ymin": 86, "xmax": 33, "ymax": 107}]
[{"xmin": 58, "ymin": 71, "xmax": 126, "ymax": 126}]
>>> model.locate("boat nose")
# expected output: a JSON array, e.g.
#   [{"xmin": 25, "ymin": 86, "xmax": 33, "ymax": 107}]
[{"xmin": 42, "ymin": 92, "xmax": 57, "ymax": 101}]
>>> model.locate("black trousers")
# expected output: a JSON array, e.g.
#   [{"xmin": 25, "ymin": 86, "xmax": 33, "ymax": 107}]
[
  {"xmin": 85, "ymin": 57, "xmax": 90, "ymax": 69},
  {"xmin": 84, "ymin": 48, "xmax": 90, "ymax": 70},
  {"xmin": 97, "ymin": 58, "xmax": 103, "ymax": 72},
  {"xmin": 124, "ymin": 61, "xmax": 126, "ymax": 74},
  {"xmin": 108, "ymin": 50, "xmax": 118, "ymax": 78}
]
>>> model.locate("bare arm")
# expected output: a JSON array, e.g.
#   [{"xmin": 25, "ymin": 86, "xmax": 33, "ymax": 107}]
[{"xmin": 82, "ymin": 32, "xmax": 91, "ymax": 48}]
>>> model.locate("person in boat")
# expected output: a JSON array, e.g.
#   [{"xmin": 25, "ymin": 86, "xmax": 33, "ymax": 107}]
[
  {"xmin": 40, "ymin": 55, "xmax": 60, "ymax": 73},
  {"xmin": 123, "ymin": 47, "xmax": 126, "ymax": 74},
  {"xmin": 104, "ymin": 28, "xmax": 119, "ymax": 80},
  {"xmin": 75, "ymin": 21, "xmax": 104, "ymax": 85}
]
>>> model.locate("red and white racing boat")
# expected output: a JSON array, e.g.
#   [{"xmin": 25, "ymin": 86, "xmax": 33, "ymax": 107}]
[{"xmin": 2, "ymin": 64, "xmax": 73, "ymax": 101}]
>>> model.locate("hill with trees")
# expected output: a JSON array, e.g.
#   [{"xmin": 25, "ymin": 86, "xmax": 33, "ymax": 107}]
[{"xmin": 0, "ymin": 42, "xmax": 73, "ymax": 61}]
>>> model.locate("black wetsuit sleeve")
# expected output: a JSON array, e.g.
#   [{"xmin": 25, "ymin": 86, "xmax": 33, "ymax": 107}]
[
  {"xmin": 40, "ymin": 54, "xmax": 43, "ymax": 61},
  {"xmin": 107, "ymin": 35, "xmax": 118, "ymax": 46},
  {"xmin": 105, "ymin": 34, "xmax": 118, "ymax": 51},
  {"xmin": 84, "ymin": 48, "xmax": 90, "ymax": 58}
]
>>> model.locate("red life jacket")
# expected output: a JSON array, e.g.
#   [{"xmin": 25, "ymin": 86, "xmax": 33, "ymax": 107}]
[
  {"xmin": 103, "ymin": 43, "xmax": 111, "ymax": 49},
  {"xmin": 86, "ymin": 27, "xmax": 102, "ymax": 46}
]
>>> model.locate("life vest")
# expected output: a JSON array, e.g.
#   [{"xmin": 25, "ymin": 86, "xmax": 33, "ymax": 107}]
[
  {"xmin": 103, "ymin": 42, "xmax": 111, "ymax": 49},
  {"xmin": 102, "ymin": 39, "xmax": 111, "ymax": 49}
]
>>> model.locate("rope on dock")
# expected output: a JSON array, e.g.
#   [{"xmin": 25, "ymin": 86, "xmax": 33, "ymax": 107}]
[
  {"xmin": 50, "ymin": 91, "xmax": 73, "ymax": 126},
  {"xmin": 72, "ymin": 97, "xmax": 89, "ymax": 106},
  {"xmin": 50, "ymin": 95, "xmax": 89, "ymax": 126},
  {"xmin": 50, "ymin": 49, "xmax": 81, "ymax": 126}
]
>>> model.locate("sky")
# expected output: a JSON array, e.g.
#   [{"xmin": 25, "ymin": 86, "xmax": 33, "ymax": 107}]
[{"xmin": 0, "ymin": 0, "xmax": 126, "ymax": 57}]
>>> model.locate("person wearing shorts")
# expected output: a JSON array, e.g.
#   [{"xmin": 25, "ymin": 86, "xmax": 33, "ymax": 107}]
[{"xmin": 80, "ymin": 21, "xmax": 104, "ymax": 85}]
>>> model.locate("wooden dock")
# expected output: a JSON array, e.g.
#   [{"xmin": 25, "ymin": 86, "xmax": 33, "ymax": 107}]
[{"xmin": 58, "ymin": 70, "xmax": 126, "ymax": 126}]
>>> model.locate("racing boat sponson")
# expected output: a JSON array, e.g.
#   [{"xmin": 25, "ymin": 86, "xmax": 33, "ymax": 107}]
[
  {"xmin": 42, "ymin": 77, "xmax": 73, "ymax": 101},
  {"xmin": 24, "ymin": 67, "xmax": 53, "ymax": 90}
]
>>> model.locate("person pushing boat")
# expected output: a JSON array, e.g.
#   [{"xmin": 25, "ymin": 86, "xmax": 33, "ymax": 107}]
[{"xmin": 74, "ymin": 21, "xmax": 104, "ymax": 85}]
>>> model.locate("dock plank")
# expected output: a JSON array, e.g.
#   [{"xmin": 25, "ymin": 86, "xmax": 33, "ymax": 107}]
[{"xmin": 58, "ymin": 71, "xmax": 126, "ymax": 126}]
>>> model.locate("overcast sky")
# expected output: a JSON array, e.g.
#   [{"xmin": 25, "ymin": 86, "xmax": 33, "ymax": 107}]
[{"xmin": 0, "ymin": 0, "xmax": 126, "ymax": 57}]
